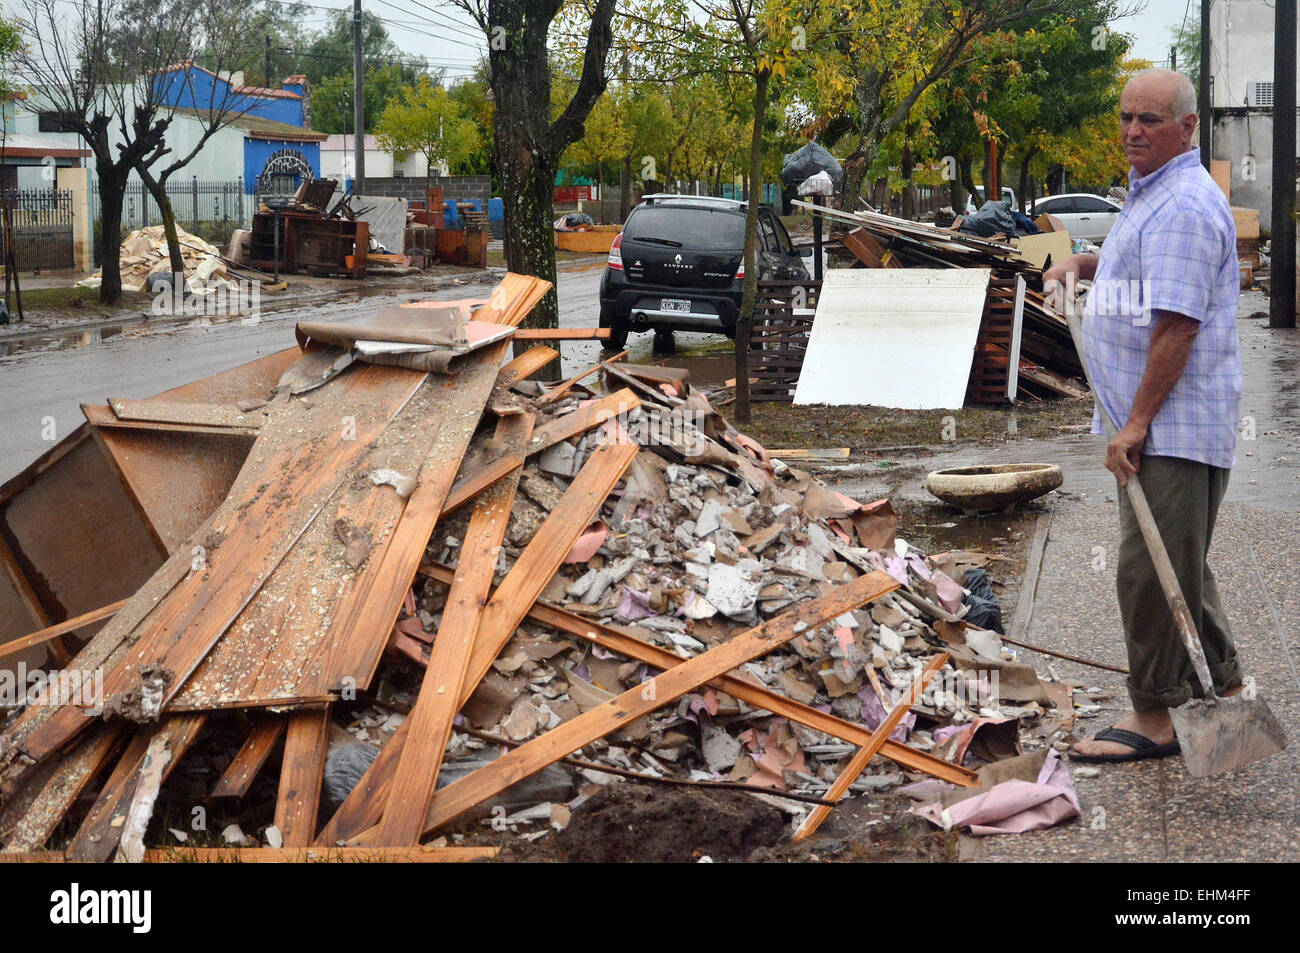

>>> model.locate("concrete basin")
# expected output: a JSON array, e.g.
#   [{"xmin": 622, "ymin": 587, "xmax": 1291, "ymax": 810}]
[{"xmin": 924, "ymin": 463, "xmax": 1063, "ymax": 513}]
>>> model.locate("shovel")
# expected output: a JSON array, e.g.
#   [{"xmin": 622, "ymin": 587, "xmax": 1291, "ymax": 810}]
[{"xmin": 1061, "ymin": 304, "xmax": 1287, "ymax": 776}]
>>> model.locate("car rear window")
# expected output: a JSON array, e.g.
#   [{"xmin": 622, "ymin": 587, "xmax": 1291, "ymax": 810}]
[{"xmin": 624, "ymin": 206, "xmax": 746, "ymax": 251}]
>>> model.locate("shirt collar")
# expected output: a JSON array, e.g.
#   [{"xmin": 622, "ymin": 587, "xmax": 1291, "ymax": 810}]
[{"xmin": 1129, "ymin": 147, "xmax": 1201, "ymax": 195}]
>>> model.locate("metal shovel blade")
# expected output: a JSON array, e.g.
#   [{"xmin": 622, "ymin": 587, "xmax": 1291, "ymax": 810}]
[{"xmin": 1169, "ymin": 694, "xmax": 1289, "ymax": 777}]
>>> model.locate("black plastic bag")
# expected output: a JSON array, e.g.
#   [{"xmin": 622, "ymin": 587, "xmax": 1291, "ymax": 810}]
[
  {"xmin": 962, "ymin": 568, "xmax": 1004, "ymax": 634},
  {"xmin": 781, "ymin": 141, "xmax": 842, "ymax": 189}
]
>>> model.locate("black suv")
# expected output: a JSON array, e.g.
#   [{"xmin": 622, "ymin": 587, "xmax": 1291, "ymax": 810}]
[{"xmin": 598, "ymin": 195, "xmax": 808, "ymax": 349}]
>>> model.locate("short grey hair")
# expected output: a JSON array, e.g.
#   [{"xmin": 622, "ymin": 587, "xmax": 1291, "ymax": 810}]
[{"xmin": 1131, "ymin": 68, "xmax": 1198, "ymax": 121}]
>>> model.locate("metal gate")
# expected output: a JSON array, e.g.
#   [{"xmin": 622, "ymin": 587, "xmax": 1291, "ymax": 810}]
[{"xmin": 0, "ymin": 189, "xmax": 75, "ymax": 271}]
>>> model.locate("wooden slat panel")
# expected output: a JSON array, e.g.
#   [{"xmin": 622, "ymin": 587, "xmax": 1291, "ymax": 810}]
[
  {"xmin": 101, "ymin": 363, "xmax": 426, "ymax": 717},
  {"xmin": 307, "ymin": 340, "xmax": 516, "ymax": 696}
]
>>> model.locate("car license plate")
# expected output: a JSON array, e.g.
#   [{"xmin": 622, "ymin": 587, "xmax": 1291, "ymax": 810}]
[{"xmin": 661, "ymin": 298, "xmax": 691, "ymax": 313}]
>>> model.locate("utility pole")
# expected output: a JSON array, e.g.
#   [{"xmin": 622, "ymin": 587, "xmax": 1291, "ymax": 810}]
[
  {"xmin": 1170, "ymin": 45, "xmax": 1176, "ymax": 71},
  {"xmin": 352, "ymin": 0, "xmax": 366, "ymax": 194},
  {"xmin": 1199, "ymin": 0, "xmax": 1211, "ymax": 169},
  {"xmin": 265, "ymin": 35, "xmax": 272, "ymax": 86},
  {"xmin": 1270, "ymin": 0, "xmax": 1296, "ymax": 328}
]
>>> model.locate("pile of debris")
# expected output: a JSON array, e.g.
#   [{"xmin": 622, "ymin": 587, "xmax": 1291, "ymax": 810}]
[
  {"xmin": 75, "ymin": 225, "xmax": 239, "ymax": 296},
  {"xmin": 0, "ymin": 273, "xmax": 1084, "ymax": 862},
  {"xmin": 792, "ymin": 201, "xmax": 1088, "ymax": 404}
]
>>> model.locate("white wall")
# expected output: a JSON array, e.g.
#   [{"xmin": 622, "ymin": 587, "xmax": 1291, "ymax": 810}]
[{"xmin": 1210, "ymin": 0, "xmax": 1299, "ymax": 107}]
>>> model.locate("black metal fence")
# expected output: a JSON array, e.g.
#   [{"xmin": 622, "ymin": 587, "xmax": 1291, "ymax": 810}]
[
  {"xmin": 90, "ymin": 178, "xmax": 249, "ymax": 234},
  {"xmin": 0, "ymin": 189, "xmax": 75, "ymax": 271}
]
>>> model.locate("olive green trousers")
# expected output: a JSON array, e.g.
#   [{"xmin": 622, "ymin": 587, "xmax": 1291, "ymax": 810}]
[{"xmin": 1116, "ymin": 455, "xmax": 1242, "ymax": 711}]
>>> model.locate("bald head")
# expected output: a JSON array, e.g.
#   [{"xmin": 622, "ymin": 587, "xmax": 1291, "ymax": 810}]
[
  {"xmin": 1128, "ymin": 69, "xmax": 1198, "ymax": 121},
  {"xmin": 1119, "ymin": 69, "xmax": 1199, "ymax": 176}
]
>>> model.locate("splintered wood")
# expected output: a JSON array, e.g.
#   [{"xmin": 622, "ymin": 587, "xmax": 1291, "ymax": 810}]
[{"xmin": 0, "ymin": 271, "xmax": 982, "ymax": 863}]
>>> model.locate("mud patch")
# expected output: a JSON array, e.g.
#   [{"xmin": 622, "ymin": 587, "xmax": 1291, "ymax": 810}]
[{"xmin": 554, "ymin": 782, "xmax": 785, "ymax": 862}]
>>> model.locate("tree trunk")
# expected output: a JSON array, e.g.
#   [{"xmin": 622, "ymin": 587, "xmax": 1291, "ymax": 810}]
[
  {"xmin": 735, "ymin": 68, "xmax": 769, "ymax": 425},
  {"xmin": 959, "ymin": 156, "xmax": 980, "ymax": 212},
  {"xmin": 1017, "ymin": 144, "xmax": 1038, "ymax": 214},
  {"xmin": 900, "ymin": 134, "xmax": 915, "ymax": 220},
  {"xmin": 619, "ymin": 156, "xmax": 631, "ymax": 220},
  {"xmin": 500, "ymin": 149, "xmax": 561, "ymax": 377},
  {"xmin": 140, "ymin": 171, "xmax": 186, "ymax": 280},
  {"xmin": 95, "ymin": 167, "xmax": 126, "ymax": 305}
]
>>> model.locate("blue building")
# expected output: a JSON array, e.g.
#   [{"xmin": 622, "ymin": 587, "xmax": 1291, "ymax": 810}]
[{"xmin": 155, "ymin": 64, "xmax": 326, "ymax": 196}]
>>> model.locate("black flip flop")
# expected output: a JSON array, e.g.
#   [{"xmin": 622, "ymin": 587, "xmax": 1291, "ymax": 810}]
[{"xmin": 1068, "ymin": 726, "xmax": 1181, "ymax": 764}]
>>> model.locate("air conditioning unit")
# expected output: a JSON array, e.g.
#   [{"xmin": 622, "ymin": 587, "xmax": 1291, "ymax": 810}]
[{"xmin": 1248, "ymin": 82, "xmax": 1274, "ymax": 108}]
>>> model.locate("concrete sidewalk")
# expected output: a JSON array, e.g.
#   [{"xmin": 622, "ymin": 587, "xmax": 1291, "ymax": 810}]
[{"xmin": 966, "ymin": 495, "xmax": 1300, "ymax": 861}]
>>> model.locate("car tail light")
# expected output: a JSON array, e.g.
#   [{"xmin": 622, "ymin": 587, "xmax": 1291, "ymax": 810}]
[
  {"xmin": 607, "ymin": 232, "xmax": 623, "ymax": 270},
  {"xmin": 735, "ymin": 259, "xmax": 745, "ymax": 279}
]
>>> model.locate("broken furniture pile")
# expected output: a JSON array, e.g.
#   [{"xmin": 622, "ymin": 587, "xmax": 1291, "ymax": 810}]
[
  {"xmin": 761, "ymin": 202, "xmax": 1088, "ymax": 406},
  {"xmin": 244, "ymin": 178, "xmax": 374, "ymax": 279},
  {"xmin": 1, "ymin": 274, "xmax": 1081, "ymax": 861}
]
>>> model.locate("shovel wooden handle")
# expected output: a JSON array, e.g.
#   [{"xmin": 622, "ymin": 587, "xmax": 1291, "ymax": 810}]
[{"xmin": 1061, "ymin": 306, "xmax": 1218, "ymax": 699}]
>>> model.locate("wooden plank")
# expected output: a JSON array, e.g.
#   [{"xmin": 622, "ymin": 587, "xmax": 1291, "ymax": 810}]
[
  {"xmin": 211, "ymin": 719, "xmax": 286, "ymax": 798},
  {"xmin": 512, "ymin": 327, "xmax": 611, "ymax": 340},
  {"xmin": 107, "ymin": 398, "xmax": 266, "ymax": 430},
  {"xmin": 142, "ymin": 845, "xmax": 498, "ymax": 863},
  {"xmin": 527, "ymin": 389, "xmax": 640, "ymax": 452},
  {"xmin": 536, "ymin": 350, "xmax": 627, "ymax": 406},
  {"xmin": 2, "ymin": 724, "xmax": 126, "ymax": 852},
  {"xmin": 0, "ymin": 598, "xmax": 126, "ymax": 663},
  {"xmin": 792, "ymin": 653, "xmax": 948, "ymax": 842},
  {"xmin": 83, "ymin": 404, "xmax": 260, "ymax": 437},
  {"xmin": 496, "ymin": 346, "xmax": 559, "ymax": 387},
  {"xmin": 64, "ymin": 714, "xmax": 204, "ymax": 863},
  {"xmin": 316, "ymin": 441, "xmax": 638, "ymax": 846},
  {"xmin": 397, "ymin": 570, "xmax": 899, "ymax": 840},
  {"xmin": 376, "ymin": 414, "xmax": 534, "ymax": 845},
  {"xmin": 274, "ymin": 707, "xmax": 331, "ymax": 847},
  {"xmin": 441, "ymin": 453, "xmax": 524, "ymax": 517},
  {"xmin": 417, "ymin": 564, "xmax": 977, "ymax": 788}
]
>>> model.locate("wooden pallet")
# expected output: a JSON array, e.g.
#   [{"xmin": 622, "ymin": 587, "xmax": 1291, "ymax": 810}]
[{"xmin": 749, "ymin": 279, "xmax": 822, "ymax": 402}]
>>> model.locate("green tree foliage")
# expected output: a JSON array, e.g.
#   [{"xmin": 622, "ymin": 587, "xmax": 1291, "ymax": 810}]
[
  {"xmin": 375, "ymin": 75, "xmax": 479, "ymax": 198},
  {"xmin": 313, "ymin": 62, "xmax": 433, "ymax": 135}
]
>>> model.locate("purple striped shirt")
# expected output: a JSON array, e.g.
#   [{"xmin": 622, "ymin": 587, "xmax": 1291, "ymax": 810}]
[{"xmin": 1082, "ymin": 147, "xmax": 1242, "ymax": 469}]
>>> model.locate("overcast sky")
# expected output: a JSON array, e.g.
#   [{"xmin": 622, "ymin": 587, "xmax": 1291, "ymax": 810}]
[{"xmin": 287, "ymin": 0, "xmax": 1195, "ymax": 81}]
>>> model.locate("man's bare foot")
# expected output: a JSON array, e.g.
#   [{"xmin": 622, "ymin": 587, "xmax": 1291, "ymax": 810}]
[{"xmin": 1072, "ymin": 709, "xmax": 1175, "ymax": 758}]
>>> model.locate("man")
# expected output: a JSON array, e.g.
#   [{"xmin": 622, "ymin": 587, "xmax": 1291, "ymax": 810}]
[{"xmin": 1044, "ymin": 69, "xmax": 1244, "ymax": 763}]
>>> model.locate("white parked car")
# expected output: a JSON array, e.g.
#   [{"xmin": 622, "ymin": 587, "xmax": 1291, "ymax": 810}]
[{"xmin": 1029, "ymin": 193, "xmax": 1123, "ymax": 242}]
